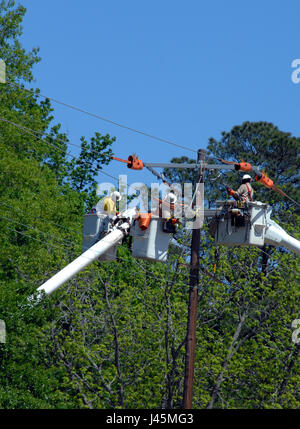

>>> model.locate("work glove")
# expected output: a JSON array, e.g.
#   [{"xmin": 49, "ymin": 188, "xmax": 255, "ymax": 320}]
[{"xmin": 226, "ymin": 187, "xmax": 235, "ymax": 196}]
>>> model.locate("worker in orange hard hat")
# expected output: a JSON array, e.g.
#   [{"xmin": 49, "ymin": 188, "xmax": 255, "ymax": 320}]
[{"xmin": 226, "ymin": 174, "xmax": 254, "ymax": 202}]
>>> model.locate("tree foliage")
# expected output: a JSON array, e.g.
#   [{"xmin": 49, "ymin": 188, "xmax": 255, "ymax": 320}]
[{"xmin": 0, "ymin": 0, "xmax": 299, "ymax": 410}]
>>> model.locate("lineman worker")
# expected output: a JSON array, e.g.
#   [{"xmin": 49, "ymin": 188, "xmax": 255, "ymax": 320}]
[
  {"xmin": 227, "ymin": 174, "xmax": 253, "ymax": 202},
  {"xmin": 95, "ymin": 191, "xmax": 122, "ymax": 216}
]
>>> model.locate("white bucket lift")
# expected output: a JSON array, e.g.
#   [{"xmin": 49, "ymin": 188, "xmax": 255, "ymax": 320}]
[
  {"xmin": 264, "ymin": 214, "xmax": 300, "ymax": 255},
  {"xmin": 82, "ymin": 212, "xmax": 118, "ymax": 261},
  {"xmin": 131, "ymin": 216, "xmax": 171, "ymax": 262},
  {"xmin": 212, "ymin": 200, "xmax": 300, "ymax": 255},
  {"xmin": 214, "ymin": 201, "xmax": 267, "ymax": 247},
  {"xmin": 31, "ymin": 207, "xmax": 137, "ymax": 301}
]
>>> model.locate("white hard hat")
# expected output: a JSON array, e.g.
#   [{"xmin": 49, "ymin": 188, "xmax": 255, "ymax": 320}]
[
  {"xmin": 242, "ymin": 174, "xmax": 251, "ymax": 181},
  {"xmin": 110, "ymin": 191, "xmax": 122, "ymax": 202},
  {"xmin": 164, "ymin": 192, "xmax": 177, "ymax": 204}
]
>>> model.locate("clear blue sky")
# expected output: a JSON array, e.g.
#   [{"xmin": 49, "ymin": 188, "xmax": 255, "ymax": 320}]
[{"xmin": 18, "ymin": 0, "xmax": 300, "ymax": 187}]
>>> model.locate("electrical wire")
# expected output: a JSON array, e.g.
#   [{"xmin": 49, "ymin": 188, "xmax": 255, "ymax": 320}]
[
  {"xmin": 2, "ymin": 220, "xmax": 202, "ymax": 293},
  {"xmin": 0, "ymin": 101, "xmax": 297, "ymax": 291},
  {"xmin": 0, "ymin": 115, "xmax": 143, "ymax": 196},
  {"xmin": 0, "ymin": 115, "xmax": 187, "ymax": 218},
  {"xmin": 3, "ymin": 83, "xmax": 299, "ymax": 209},
  {"xmin": 0, "ymin": 213, "xmax": 132, "ymax": 262},
  {"xmin": 0, "ymin": 116, "xmax": 88, "ymax": 162},
  {"xmin": 6, "ymin": 80, "xmax": 197, "ymax": 153},
  {"xmin": 271, "ymin": 185, "xmax": 300, "ymax": 208},
  {"xmin": 97, "ymin": 169, "xmax": 121, "ymax": 183},
  {"xmin": 0, "ymin": 213, "xmax": 75, "ymax": 249},
  {"xmin": 0, "ymin": 200, "xmax": 81, "ymax": 237},
  {"xmin": 2, "ymin": 203, "xmax": 292, "ymax": 296},
  {"xmin": 2, "ymin": 222, "xmax": 68, "ymax": 252},
  {"xmin": 0, "ymin": 116, "xmax": 206, "ymax": 216},
  {"xmin": 8, "ymin": 112, "xmax": 298, "ymax": 218},
  {"xmin": 0, "ymin": 115, "xmax": 138, "ymax": 227},
  {"xmin": 0, "ymin": 181, "xmax": 212, "ymax": 292},
  {"xmin": 214, "ymin": 156, "xmax": 300, "ymax": 209}
]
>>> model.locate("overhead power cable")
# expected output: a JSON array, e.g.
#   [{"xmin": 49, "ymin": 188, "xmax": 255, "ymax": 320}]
[
  {"xmin": 6, "ymin": 80, "xmax": 197, "ymax": 153},
  {"xmin": 0, "ymin": 115, "xmax": 118, "ymax": 180},
  {"xmin": 217, "ymin": 157, "xmax": 300, "ymax": 208},
  {"xmin": 0, "ymin": 115, "xmax": 150, "ymax": 247},
  {"xmin": 0, "ymin": 116, "xmax": 143, "ymax": 197},
  {"xmin": 2, "ymin": 219, "xmax": 204, "ymax": 293},
  {"xmin": 0, "ymin": 116, "xmax": 83, "ymax": 153},
  {"xmin": 0, "ymin": 213, "xmax": 75, "ymax": 249},
  {"xmin": 4, "ymin": 215, "xmax": 288, "ymax": 293},
  {"xmin": 0, "ymin": 200, "xmax": 81, "ymax": 237},
  {"xmin": 270, "ymin": 185, "xmax": 300, "ymax": 208},
  {"xmin": 3, "ymin": 221, "xmax": 69, "ymax": 252},
  {"xmin": 1, "ymin": 191, "xmax": 290, "ymax": 289},
  {"xmin": 1, "ymin": 116, "xmax": 147, "ymax": 199}
]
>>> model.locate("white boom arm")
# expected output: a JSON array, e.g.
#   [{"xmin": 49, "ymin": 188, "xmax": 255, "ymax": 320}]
[
  {"xmin": 264, "ymin": 218, "xmax": 300, "ymax": 256},
  {"xmin": 211, "ymin": 201, "xmax": 300, "ymax": 256},
  {"xmin": 30, "ymin": 208, "xmax": 137, "ymax": 302}
]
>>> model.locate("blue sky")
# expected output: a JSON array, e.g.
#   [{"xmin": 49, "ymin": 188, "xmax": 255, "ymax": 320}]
[{"xmin": 18, "ymin": 0, "xmax": 300, "ymax": 188}]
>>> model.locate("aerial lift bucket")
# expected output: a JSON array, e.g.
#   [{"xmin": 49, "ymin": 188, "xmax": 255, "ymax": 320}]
[
  {"xmin": 82, "ymin": 212, "xmax": 118, "ymax": 261},
  {"xmin": 131, "ymin": 215, "xmax": 171, "ymax": 262}
]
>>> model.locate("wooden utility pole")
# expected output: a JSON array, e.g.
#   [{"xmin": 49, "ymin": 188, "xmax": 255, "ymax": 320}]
[{"xmin": 183, "ymin": 148, "xmax": 206, "ymax": 409}]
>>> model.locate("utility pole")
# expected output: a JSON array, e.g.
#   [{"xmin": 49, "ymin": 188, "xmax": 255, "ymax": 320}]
[{"xmin": 183, "ymin": 148, "xmax": 206, "ymax": 409}]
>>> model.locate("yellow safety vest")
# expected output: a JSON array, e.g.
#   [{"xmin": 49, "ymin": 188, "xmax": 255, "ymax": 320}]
[{"xmin": 103, "ymin": 197, "xmax": 116, "ymax": 215}]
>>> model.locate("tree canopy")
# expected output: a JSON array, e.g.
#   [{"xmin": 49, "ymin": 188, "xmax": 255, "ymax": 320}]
[{"xmin": 0, "ymin": 0, "xmax": 299, "ymax": 410}]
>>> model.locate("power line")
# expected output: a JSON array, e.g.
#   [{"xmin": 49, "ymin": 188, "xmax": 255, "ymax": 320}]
[
  {"xmin": 0, "ymin": 213, "xmax": 75, "ymax": 249},
  {"xmin": 3, "ymin": 82, "xmax": 300, "ymax": 210},
  {"xmin": 0, "ymin": 200, "xmax": 82, "ymax": 237},
  {"xmin": 2, "ymin": 219, "xmax": 202, "ymax": 293},
  {"xmin": 0, "ymin": 114, "xmax": 192, "ymax": 217},
  {"xmin": 271, "ymin": 185, "xmax": 300, "ymax": 208},
  {"xmin": 0, "ymin": 116, "xmax": 82, "ymax": 153},
  {"xmin": 0, "ymin": 114, "xmax": 197, "ymax": 224},
  {"xmin": 3, "ymin": 222, "xmax": 67, "ymax": 252},
  {"xmin": 4, "ymin": 113, "xmax": 298, "ymax": 213},
  {"xmin": 0, "ymin": 114, "xmax": 131, "ymax": 197},
  {"xmin": 2, "ymin": 204, "xmax": 292, "ymax": 296},
  {"xmin": 97, "ymin": 169, "xmax": 121, "ymax": 183},
  {"xmin": 0, "ymin": 99, "xmax": 297, "ymax": 290},
  {"xmin": 0, "ymin": 196, "xmax": 207, "ymax": 292},
  {"xmin": 0, "ymin": 115, "xmax": 141, "ymax": 194},
  {"xmin": 6, "ymin": 80, "xmax": 198, "ymax": 153}
]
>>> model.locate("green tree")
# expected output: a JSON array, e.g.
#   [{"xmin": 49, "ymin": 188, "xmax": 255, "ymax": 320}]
[
  {"xmin": 207, "ymin": 121, "xmax": 300, "ymax": 216},
  {"xmin": 0, "ymin": 1, "xmax": 299, "ymax": 410},
  {"xmin": 0, "ymin": 0, "xmax": 115, "ymax": 408},
  {"xmin": 162, "ymin": 122, "xmax": 300, "ymax": 409}
]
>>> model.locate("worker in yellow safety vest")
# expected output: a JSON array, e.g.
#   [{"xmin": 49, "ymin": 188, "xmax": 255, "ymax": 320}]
[
  {"xmin": 227, "ymin": 174, "xmax": 254, "ymax": 202},
  {"xmin": 95, "ymin": 191, "xmax": 122, "ymax": 215}
]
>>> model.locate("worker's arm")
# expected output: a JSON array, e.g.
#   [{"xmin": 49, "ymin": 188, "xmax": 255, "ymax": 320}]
[
  {"xmin": 226, "ymin": 186, "xmax": 240, "ymax": 201},
  {"xmin": 235, "ymin": 184, "xmax": 249, "ymax": 200}
]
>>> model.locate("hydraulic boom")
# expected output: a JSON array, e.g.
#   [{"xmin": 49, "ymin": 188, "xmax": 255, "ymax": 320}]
[{"xmin": 30, "ymin": 208, "xmax": 137, "ymax": 303}]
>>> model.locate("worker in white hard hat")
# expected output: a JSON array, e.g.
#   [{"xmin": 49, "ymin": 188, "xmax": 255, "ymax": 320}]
[
  {"xmin": 95, "ymin": 191, "xmax": 122, "ymax": 216},
  {"xmin": 227, "ymin": 174, "xmax": 253, "ymax": 202},
  {"xmin": 161, "ymin": 191, "xmax": 177, "ymax": 218},
  {"xmin": 110, "ymin": 191, "xmax": 122, "ymax": 203}
]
